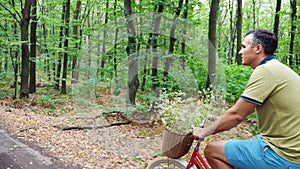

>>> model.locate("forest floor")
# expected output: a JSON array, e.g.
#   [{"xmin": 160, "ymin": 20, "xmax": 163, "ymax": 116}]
[{"xmin": 0, "ymin": 87, "xmax": 256, "ymax": 169}]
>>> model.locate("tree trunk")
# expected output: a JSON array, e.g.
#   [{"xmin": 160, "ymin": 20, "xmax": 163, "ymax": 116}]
[
  {"xmin": 142, "ymin": 24, "xmax": 154, "ymax": 92},
  {"xmin": 55, "ymin": 2, "xmax": 66, "ymax": 89},
  {"xmin": 273, "ymin": 0, "xmax": 282, "ymax": 36},
  {"xmin": 252, "ymin": 0, "xmax": 256, "ymax": 28},
  {"xmin": 11, "ymin": 19, "xmax": 19, "ymax": 99},
  {"xmin": 87, "ymin": 16, "xmax": 92, "ymax": 70},
  {"xmin": 29, "ymin": 0, "xmax": 37, "ymax": 93},
  {"xmin": 51, "ymin": 26, "xmax": 56, "ymax": 81},
  {"xmin": 150, "ymin": 1, "xmax": 164, "ymax": 92},
  {"xmin": 228, "ymin": 0, "xmax": 234, "ymax": 64},
  {"xmin": 42, "ymin": 22, "xmax": 51, "ymax": 80},
  {"xmin": 20, "ymin": 0, "xmax": 32, "ymax": 98},
  {"xmin": 113, "ymin": 0, "xmax": 119, "ymax": 91},
  {"xmin": 236, "ymin": 0, "xmax": 242, "ymax": 64},
  {"xmin": 289, "ymin": 0, "xmax": 296, "ymax": 68},
  {"xmin": 61, "ymin": 0, "xmax": 71, "ymax": 94},
  {"xmin": 71, "ymin": 0, "xmax": 81, "ymax": 84},
  {"xmin": 137, "ymin": 0, "xmax": 144, "ymax": 91},
  {"xmin": 124, "ymin": 0, "xmax": 139, "ymax": 105},
  {"xmin": 206, "ymin": 0, "xmax": 220, "ymax": 89},
  {"xmin": 180, "ymin": 0, "xmax": 189, "ymax": 70},
  {"xmin": 6, "ymin": 0, "xmax": 20, "ymax": 99},
  {"xmin": 100, "ymin": 0, "xmax": 109, "ymax": 77},
  {"xmin": 39, "ymin": 0, "xmax": 51, "ymax": 81},
  {"xmin": 163, "ymin": 0, "xmax": 184, "ymax": 77}
]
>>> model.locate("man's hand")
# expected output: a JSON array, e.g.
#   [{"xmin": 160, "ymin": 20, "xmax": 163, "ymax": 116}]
[{"xmin": 192, "ymin": 127, "xmax": 205, "ymax": 140}]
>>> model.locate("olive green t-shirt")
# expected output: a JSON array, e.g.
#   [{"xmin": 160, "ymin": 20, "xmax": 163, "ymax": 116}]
[{"xmin": 241, "ymin": 58, "xmax": 300, "ymax": 164}]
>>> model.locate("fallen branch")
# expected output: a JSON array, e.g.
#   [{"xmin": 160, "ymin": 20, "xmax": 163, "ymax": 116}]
[{"xmin": 61, "ymin": 121, "xmax": 132, "ymax": 131}]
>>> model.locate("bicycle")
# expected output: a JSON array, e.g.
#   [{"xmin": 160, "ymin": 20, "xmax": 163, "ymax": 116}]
[{"xmin": 147, "ymin": 137, "xmax": 210, "ymax": 169}]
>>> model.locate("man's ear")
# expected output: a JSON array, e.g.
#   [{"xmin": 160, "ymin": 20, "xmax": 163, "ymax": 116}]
[{"xmin": 255, "ymin": 44, "xmax": 263, "ymax": 54}]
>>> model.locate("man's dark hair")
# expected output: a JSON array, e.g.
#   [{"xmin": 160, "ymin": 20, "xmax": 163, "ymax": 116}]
[{"xmin": 245, "ymin": 29, "xmax": 278, "ymax": 55}]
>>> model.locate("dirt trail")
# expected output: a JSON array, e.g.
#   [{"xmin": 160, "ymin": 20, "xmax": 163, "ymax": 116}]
[
  {"xmin": 0, "ymin": 128, "xmax": 78, "ymax": 169},
  {"xmin": 0, "ymin": 105, "xmax": 163, "ymax": 168}
]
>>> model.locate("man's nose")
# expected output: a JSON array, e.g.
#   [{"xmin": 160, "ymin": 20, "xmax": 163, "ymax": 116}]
[{"xmin": 238, "ymin": 48, "xmax": 243, "ymax": 55}]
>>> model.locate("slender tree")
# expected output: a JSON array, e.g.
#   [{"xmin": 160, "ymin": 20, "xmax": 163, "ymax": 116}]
[
  {"xmin": 289, "ymin": 0, "xmax": 297, "ymax": 68},
  {"xmin": 163, "ymin": 0, "xmax": 184, "ymax": 77},
  {"xmin": 273, "ymin": 0, "xmax": 282, "ymax": 36},
  {"xmin": 100, "ymin": 0, "xmax": 109, "ymax": 77},
  {"xmin": 72, "ymin": 0, "xmax": 94, "ymax": 83},
  {"xmin": 206, "ymin": 0, "xmax": 220, "ymax": 89},
  {"xmin": 138, "ymin": 0, "xmax": 147, "ymax": 92},
  {"xmin": 236, "ymin": 0, "xmax": 242, "ymax": 64},
  {"xmin": 113, "ymin": 0, "xmax": 119, "ymax": 89},
  {"xmin": 180, "ymin": 0, "xmax": 189, "ymax": 70},
  {"xmin": 29, "ymin": 0, "xmax": 37, "ymax": 93},
  {"xmin": 140, "ymin": 0, "xmax": 157, "ymax": 92},
  {"xmin": 228, "ymin": 0, "xmax": 235, "ymax": 64},
  {"xmin": 252, "ymin": 0, "xmax": 256, "ymax": 28},
  {"xmin": 124, "ymin": 0, "xmax": 139, "ymax": 105},
  {"xmin": 12, "ymin": 18, "xmax": 19, "ymax": 99},
  {"xmin": 86, "ymin": 14, "xmax": 92, "ymax": 70},
  {"xmin": 150, "ymin": 0, "xmax": 164, "ymax": 92},
  {"xmin": 71, "ymin": 0, "xmax": 81, "ymax": 84},
  {"xmin": 55, "ymin": 3, "xmax": 66, "ymax": 89},
  {"xmin": 20, "ymin": 0, "xmax": 33, "ymax": 98},
  {"xmin": 0, "ymin": 0, "xmax": 34, "ymax": 98},
  {"xmin": 40, "ymin": 0, "xmax": 51, "ymax": 81},
  {"xmin": 61, "ymin": 0, "xmax": 71, "ymax": 94},
  {"xmin": 0, "ymin": 0, "xmax": 20, "ymax": 99}
]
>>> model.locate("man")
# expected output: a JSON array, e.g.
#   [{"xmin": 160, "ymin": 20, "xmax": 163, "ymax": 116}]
[{"xmin": 193, "ymin": 29, "xmax": 300, "ymax": 169}]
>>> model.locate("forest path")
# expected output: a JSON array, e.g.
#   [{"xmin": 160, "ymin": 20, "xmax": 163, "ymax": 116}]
[
  {"xmin": 0, "ymin": 128, "xmax": 78, "ymax": 169},
  {"xmin": 0, "ymin": 102, "xmax": 163, "ymax": 168}
]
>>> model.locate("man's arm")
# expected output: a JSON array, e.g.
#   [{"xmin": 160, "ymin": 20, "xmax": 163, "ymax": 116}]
[{"xmin": 193, "ymin": 98, "xmax": 257, "ymax": 138}]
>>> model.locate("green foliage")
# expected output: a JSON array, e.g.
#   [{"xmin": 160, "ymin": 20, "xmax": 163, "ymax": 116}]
[
  {"xmin": 136, "ymin": 92, "xmax": 156, "ymax": 108},
  {"xmin": 0, "ymin": 73, "xmax": 14, "ymax": 99},
  {"xmin": 247, "ymin": 113, "xmax": 259, "ymax": 136},
  {"xmin": 0, "ymin": 0, "xmax": 298, "ymax": 120},
  {"xmin": 37, "ymin": 95, "xmax": 53, "ymax": 109},
  {"xmin": 292, "ymin": 66, "xmax": 300, "ymax": 75},
  {"xmin": 186, "ymin": 54, "xmax": 208, "ymax": 91},
  {"xmin": 223, "ymin": 64, "xmax": 252, "ymax": 103}
]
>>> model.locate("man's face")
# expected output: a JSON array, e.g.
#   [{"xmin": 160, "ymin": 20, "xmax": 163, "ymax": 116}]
[{"xmin": 238, "ymin": 34, "xmax": 258, "ymax": 67}]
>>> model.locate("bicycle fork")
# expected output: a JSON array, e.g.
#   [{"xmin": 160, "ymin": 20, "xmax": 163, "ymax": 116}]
[{"xmin": 186, "ymin": 140, "xmax": 211, "ymax": 169}]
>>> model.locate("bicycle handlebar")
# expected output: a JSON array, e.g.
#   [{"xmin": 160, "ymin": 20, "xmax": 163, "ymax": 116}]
[
  {"xmin": 198, "ymin": 137, "xmax": 204, "ymax": 142},
  {"xmin": 191, "ymin": 125, "xmax": 205, "ymax": 142}
]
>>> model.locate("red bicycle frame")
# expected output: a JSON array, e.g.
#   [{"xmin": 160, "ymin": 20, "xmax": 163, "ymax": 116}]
[{"xmin": 185, "ymin": 139, "xmax": 210, "ymax": 169}]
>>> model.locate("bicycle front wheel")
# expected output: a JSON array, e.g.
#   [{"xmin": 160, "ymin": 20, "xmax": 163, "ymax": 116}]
[{"xmin": 146, "ymin": 157, "xmax": 186, "ymax": 169}]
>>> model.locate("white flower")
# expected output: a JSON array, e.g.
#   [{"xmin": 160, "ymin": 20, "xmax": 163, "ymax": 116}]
[{"xmin": 156, "ymin": 89, "xmax": 225, "ymax": 135}]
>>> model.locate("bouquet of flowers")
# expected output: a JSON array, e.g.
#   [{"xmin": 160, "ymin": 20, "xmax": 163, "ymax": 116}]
[{"xmin": 156, "ymin": 89, "xmax": 224, "ymax": 135}]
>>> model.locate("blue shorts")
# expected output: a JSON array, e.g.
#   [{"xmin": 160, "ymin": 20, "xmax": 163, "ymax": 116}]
[{"xmin": 224, "ymin": 135, "xmax": 300, "ymax": 169}]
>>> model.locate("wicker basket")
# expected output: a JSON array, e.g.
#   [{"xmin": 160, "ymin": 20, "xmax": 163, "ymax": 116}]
[{"xmin": 161, "ymin": 129, "xmax": 194, "ymax": 159}]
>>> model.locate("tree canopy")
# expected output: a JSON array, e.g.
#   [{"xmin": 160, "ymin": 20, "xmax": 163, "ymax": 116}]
[{"xmin": 0, "ymin": 0, "xmax": 299, "ymax": 105}]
